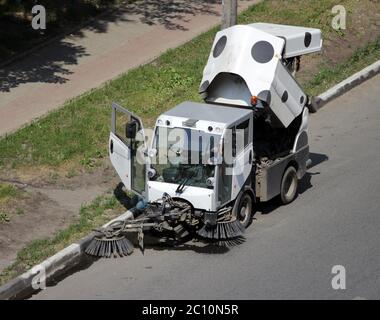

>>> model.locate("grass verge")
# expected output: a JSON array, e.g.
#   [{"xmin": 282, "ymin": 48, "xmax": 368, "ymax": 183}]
[
  {"xmin": 305, "ymin": 36, "xmax": 380, "ymax": 96},
  {"xmin": 0, "ymin": 192, "xmax": 123, "ymax": 286},
  {"xmin": 1, "ymin": 0, "xmax": 379, "ymax": 175},
  {"xmin": 0, "ymin": 183, "xmax": 19, "ymax": 203},
  {"xmin": 0, "ymin": 183, "xmax": 21, "ymax": 224}
]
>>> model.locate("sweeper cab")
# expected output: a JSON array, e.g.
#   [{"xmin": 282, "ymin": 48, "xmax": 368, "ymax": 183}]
[{"xmin": 85, "ymin": 23, "xmax": 323, "ymax": 258}]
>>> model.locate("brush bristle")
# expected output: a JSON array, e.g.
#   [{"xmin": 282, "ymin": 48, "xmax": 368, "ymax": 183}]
[
  {"xmin": 197, "ymin": 219, "xmax": 245, "ymax": 244},
  {"xmin": 85, "ymin": 235, "xmax": 134, "ymax": 258},
  {"xmin": 213, "ymin": 237, "xmax": 245, "ymax": 247}
]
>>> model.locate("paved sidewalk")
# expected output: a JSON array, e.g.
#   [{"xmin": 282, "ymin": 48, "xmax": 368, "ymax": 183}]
[{"xmin": 0, "ymin": 0, "xmax": 258, "ymax": 136}]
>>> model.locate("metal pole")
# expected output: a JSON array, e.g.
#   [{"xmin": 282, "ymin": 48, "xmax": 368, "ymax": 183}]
[{"xmin": 221, "ymin": 0, "xmax": 237, "ymax": 30}]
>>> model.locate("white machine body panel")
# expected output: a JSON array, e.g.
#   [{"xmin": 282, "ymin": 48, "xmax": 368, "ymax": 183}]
[
  {"xmin": 109, "ymin": 132, "xmax": 132, "ymax": 190},
  {"xmin": 148, "ymin": 181, "xmax": 216, "ymax": 211},
  {"xmin": 200, "ymin": 23, "xmax": 322, "ymax": 128},
  {"xmin": 201, "ymin": 24, "xmax": 284, "ymax": 102},
  {"xmin": 156, "ymin": 115, "xmax": 227, "ymax": 135},
  {"xmin": 271, "ymin": 61, "xmax": 307, "ymax": 127},
  {"xmin": 292, "ymin": 107, "xmax": 309, "ymax": 153},
  {"xmin": 231, "ymin": 144, "xmax": 254, "ymax": 200},
  {"xmin": 251, "ymin": 23, "xmax": 323, "ymax": 58}
]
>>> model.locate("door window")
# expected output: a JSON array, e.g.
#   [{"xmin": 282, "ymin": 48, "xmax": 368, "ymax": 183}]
[
  {"xmin": 111, "ymin": 104, "xmax": 146, "ymax": 196},
  {"xmin": 218, "ymin": 137, "xmax": 233, "ymax": 205}
]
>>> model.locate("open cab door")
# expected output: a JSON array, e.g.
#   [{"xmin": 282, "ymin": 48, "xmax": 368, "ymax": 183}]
[{"xmin": 109, "ymin": 103, "xmax": 148, "ymax": 198}]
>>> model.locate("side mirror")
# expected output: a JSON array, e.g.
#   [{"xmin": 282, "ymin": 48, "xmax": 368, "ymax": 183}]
[
  {"xmin": 147, "ymin": 167, "xmax": 157, "ymax": 179},
  {"xmin": 206, "ymin": 177, "xmax": 215, "ymax": 187},
  {"xmin": 125, "ymin": 121, "xmax": 137, "ymax": 139}
]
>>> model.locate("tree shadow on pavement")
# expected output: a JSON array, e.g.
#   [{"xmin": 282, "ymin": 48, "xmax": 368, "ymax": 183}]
[
  {"xmin": 128, "ymin": 0, "xmax": 220, "ymax": 31},
  {"xmin": 0, "ymin": 0, "xmax": 220, "ymax": 92},
  {"xmin": 0, "ymin": 42, "xmax": 89, "ymax": 92}
]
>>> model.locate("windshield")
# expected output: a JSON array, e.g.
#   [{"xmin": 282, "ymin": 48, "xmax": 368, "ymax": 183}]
[{"xmin": 150, "ymin": 127, "xmax": 221, "ymax": 188}]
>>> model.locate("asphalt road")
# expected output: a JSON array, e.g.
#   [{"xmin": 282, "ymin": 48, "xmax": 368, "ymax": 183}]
[{"xmin": 32, "ymin": 75, "xmax": 380, "ymax": 300}]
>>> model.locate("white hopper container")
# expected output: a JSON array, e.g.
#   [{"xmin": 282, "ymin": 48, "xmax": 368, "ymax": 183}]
[{"xmin": 199, "ymin": 23, "xmax": 322, "ymax": 128}]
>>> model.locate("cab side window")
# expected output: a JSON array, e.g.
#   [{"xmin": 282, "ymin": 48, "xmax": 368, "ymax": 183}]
[
  {"xmin": 233, "ymin": 119, "xmax": 250, "ymax": 157},
  {"xmin": 237, "ymin": 119, "xmax": 249, "ymax": 147}
]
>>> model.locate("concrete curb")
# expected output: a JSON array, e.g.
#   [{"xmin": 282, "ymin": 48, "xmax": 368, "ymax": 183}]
[
  {"xmin": 0, "ymin": 210, "xmax": 134, "ymax": 300},
  {"xmin": 311, "ymin": 60, "xmax": 380, "ymax": 111}
]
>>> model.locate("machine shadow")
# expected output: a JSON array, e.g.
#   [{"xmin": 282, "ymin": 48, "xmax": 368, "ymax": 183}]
[
  {"xmin": 132, "ymin": 232, "xmax": 232, "ymax": 255},
  {"xmin": 112, "ymin": 152, "xmax": 329, "ymax": 254},
  {"xmin": 25, "ymin": 153, "xmax": 328, "ymax": 298}
]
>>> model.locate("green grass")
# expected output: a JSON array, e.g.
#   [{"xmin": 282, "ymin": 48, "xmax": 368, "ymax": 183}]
[
  {"xmin": 0, "ymin": 0, "xmax": 378, "ymax": 173},
  {"xmin": 0, "ymin": 211, "xmax": 10, "ymax": 223},
  {"xmin": 0, "ymin": 192, "xmax": 123, "ymax": 286},
  {"xmin": 239, "ymin": 0, "xmax": 354, "ymax": 38},
  {"xmin": 0, "ymin": 183, "xmax": 22, "ymax": 224},
  {"xmin": 0, "ymin": 183, "xmax": 19, "ymax": 203},
  {"xmin": 305, "ymin": 35, "xmax": 380, "ymax": 96}
]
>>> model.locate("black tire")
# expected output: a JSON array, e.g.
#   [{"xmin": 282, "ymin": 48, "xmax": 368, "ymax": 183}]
[
  {"xmin": 280, "ymin": 166, "xmax": 298, "ymax": 204},
  {"xmin": 233, "ymin": 192, "xmax": 254, "ymax": 228}
]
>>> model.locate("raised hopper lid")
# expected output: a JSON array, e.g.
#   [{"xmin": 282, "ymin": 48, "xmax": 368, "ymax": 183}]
[
  {"xmin": 250, "ymin": 23, "xmax": 323, "ymax": 58},
  {"xmin": 199, "ymin": 23, "xmax": 323, "ymax": 128}
]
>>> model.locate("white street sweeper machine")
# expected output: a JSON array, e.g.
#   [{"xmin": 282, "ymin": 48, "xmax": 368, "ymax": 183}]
[{"xmin": 85, "ymin": 23, "xmax": 323, "ymax": 258}]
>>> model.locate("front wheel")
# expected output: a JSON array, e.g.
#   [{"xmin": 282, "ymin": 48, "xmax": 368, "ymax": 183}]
[
  {"xmin": 233, "ymin": 192, "xmax": 254, "ymax": 228},
  {"xmin": 280, "ymin": 166, "xmax": 298, "ymax": 204}
]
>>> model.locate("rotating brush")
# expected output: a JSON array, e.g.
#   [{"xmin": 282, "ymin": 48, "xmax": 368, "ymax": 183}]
[
  {"xmin": 196, "ymin": 217, "xmax": 245, "ymax": 246},
  {"xmin": 85, "ymin": 234, "xmax": 134, "ymax": 258}
]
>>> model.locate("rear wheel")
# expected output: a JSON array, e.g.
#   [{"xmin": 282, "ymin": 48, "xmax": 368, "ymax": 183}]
[
  {"xmin": 280, "ymin": 166, "xmax": 298, "ymax": 204},
  {"xmin": 233, "ymin": 192, "xmax": 254, "ymax": 228}
]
